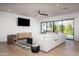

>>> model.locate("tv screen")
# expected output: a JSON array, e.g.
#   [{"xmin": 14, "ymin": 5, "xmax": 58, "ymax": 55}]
[{"xmin": 18, "ymin": 17, "xmax": 30, "ymax": 26}]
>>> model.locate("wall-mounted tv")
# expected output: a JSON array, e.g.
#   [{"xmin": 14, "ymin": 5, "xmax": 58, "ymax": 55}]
[{"xmin": 18, "ymin": 17, "xmax": 30, "ymax": 26}]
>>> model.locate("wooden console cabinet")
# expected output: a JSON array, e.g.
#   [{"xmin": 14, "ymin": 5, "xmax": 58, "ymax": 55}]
[{"xmin": 7, "ymin": 35, "xmax": 16, "ymax": 44}]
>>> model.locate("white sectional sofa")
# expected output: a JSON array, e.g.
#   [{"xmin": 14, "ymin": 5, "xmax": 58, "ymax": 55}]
[{"xmin": 33, "ymin": 32, "xmax": 65, "ymax": 52}]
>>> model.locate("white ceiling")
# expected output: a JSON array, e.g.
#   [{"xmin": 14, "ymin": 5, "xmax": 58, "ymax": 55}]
[{"xmin": 0, "ymin": 3, "xmax": 79, "ymax": 17}]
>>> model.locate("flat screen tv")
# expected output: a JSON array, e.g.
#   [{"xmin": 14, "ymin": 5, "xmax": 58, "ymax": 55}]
[{"xmin": 18, "ymin": 17, "xmax": 30, "ymax": 26}]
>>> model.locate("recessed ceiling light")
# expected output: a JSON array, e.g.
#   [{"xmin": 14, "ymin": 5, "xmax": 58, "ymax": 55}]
[{"xmin": 56, "ymin": 4, "xmax": 60, "ymax": 7}]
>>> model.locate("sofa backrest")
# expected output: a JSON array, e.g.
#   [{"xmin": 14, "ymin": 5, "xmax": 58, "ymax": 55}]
[{"xmin": 17, "ymin": 32, "xmax": 32, "ymax": 39}]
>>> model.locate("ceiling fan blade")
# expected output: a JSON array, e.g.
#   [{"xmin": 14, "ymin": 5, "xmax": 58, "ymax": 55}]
[
  {"xmin": 33, "ymin": 13, "xmax": 38, "ymax": 17},
  {"xmin": 40, "ymin": 13, "xmax": 48, "ymax": 16},
  {"xmin": 34, "ymin": 10, "xmax": 48, "ymax": 17}
]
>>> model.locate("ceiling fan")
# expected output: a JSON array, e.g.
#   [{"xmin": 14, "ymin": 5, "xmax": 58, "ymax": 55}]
[{"xmin": 34, "ymin": 10, "xmax": 48, "ymax": 17}]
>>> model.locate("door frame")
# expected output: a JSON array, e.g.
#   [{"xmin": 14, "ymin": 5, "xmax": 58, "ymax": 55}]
[{"xmin": 62, "ymin": 18, "xmax": 74, "ymax": 40}]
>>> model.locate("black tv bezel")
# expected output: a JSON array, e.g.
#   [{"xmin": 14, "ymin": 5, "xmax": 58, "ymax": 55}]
[{"xmin": 18, "ymin": 17, "xmax": 30, "ymax": 26}]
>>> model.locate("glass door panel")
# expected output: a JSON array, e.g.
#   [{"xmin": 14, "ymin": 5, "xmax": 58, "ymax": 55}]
[
  {"xmin": 54, "ymin": 21, "xmax": 63, "ymax": 33},
  {"xmin": 63, "ymin": 20, "xmax": 74, "ymax": 40},
  {"xmin": 46, "ymin": 22, "xmax": 52, "ymax": 32},
  {"xmin": 41, "ymin": 22, "xmax": 46, "ymax": 33}
]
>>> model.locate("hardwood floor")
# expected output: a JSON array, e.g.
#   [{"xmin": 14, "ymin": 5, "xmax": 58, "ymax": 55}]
[{"xmin": 0, "ymin": 40, "xmax": 79, "ymax": 56}]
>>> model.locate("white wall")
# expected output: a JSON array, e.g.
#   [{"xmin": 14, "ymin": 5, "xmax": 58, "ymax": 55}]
[
  {"xmin": 1, "ymin": 10, "xmax": 79, "ymax": 42},
  {"xmin": 74, "ymin": 16, "xmax": 79, "ymax": 41},
  {"xmin": 39, "ymin": 12, "xmax": 79, "ymax": 41},
  {"xmin": 0, "ymin": 11, "xmax": 40, "ymax": 42}
]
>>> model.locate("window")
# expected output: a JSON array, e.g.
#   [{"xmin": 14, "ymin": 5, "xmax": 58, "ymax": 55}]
[
  {"xmin": 41, "ymin": 18, "xmax": 74, "ymax": 40},
  {"xmin": 41, "ymin": 22, "xmax": 53, "ymax": 33},
  {"xmin": 46, "ymin": 22, "xmax": 52, "ymax": 32},
  {"xmin": 53, "ymin": 21, "xmax": 63, "ymax": 33},
  {"xmin": 41, "ymin": 22, "xmax": 46, "ymax": 33}
]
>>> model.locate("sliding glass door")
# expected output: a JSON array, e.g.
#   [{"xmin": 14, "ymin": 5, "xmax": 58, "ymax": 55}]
[
  {"xmin": 41, "ymin": 19, "xmax": 74, "ymax": 40},
  {"xmin": 63, "ymin": 20, "xmax": 74, "ymax": 40},
  {"xmin": 53, "ymin": 19, "xmax": 74, "ymax": 40}
]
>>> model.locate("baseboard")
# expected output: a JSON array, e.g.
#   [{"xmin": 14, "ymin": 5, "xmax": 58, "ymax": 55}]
[{"xmin": 0, "ymin": 41, "xmax": 7, "ymax": 43}]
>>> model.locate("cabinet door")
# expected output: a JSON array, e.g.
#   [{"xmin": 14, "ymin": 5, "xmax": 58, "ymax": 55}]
[{"xmin": 7, "ymin": 35, "xmax": 16, "ymax": 44}]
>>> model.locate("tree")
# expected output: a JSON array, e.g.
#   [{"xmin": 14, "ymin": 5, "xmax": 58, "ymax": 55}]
[
  {"xmin": 59, "ymin": 25, "xmax": 64, "ymax": 32},
  {"xmin": 53, "ymin": 24, "xmax": 57, "ymax": 32},
  {"xmin": 64, "ymin": 24, "xmax": 73, "ymax": 35}
]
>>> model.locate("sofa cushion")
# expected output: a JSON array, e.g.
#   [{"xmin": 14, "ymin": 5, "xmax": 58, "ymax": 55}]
[{"xmin": 16, "ymin": 32, "xmax": 32, "ymax": 40}]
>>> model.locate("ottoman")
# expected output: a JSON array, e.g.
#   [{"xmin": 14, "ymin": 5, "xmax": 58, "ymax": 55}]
[{"xmin": 31, "ymin": 44, "xmax": 40, "ymax": 53}]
